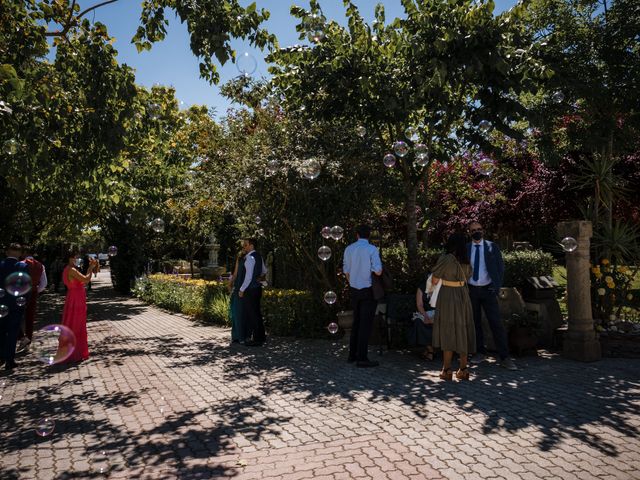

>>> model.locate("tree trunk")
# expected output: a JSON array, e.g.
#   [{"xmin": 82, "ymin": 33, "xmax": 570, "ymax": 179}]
[{"xmin": 405, "ymin": 183, "xmax": 419, "ymax": 272}]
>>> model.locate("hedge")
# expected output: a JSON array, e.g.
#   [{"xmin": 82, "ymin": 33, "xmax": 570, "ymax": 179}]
[
  {"xmin": 503, "ymin": 249, "xmax": 555, "ymax": 289},
  {"xmin": 133, "ymin": 274, "xmax": 333, "ymax": 337}
]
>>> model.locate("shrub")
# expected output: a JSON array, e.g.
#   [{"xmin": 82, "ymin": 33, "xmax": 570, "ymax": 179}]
[
  {"xmin": 502, "ymin": 249, "xmax": 555, "ymax": 289},
  {"xmin": 134, "ymin": 274, "xmax": 332, "ymax": 337},
  {"xmin": 382, "ymin": 244, "xmax": 442, "ymax": 294}
]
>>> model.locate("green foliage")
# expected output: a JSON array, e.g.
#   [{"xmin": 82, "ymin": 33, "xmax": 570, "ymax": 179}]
[
  {"xmin": 503, "ymin": 249, "xmax": 555, "ymax": 289},
  {"xmin": 134, "ymin": 274, "xmax": 332, "ymax": 337},
  {"xmin": 382, "ymin": 244, "xmax": 442, "ymax": 294}
]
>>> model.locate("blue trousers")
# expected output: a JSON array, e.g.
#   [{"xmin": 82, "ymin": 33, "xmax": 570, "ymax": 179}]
[{"xmin": 469, "ymin": 285, "xmax": 509, "ymax": 359}]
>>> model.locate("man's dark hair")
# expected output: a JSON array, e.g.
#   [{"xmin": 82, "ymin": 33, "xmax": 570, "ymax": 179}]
[
  {"xmin": 445, "ymin": 233, "xmax": 470, "ymax": 265},
  {"xmin": 7, "ymin": 243, "xmax": 22, "ymax": 253},
  {"xmin": 65, "ymin": 250, "xmax": 79, "ymax": 263},
  {"xmin": 356, "ymin": 225, "xmax": 371, "ymax": 239},
  {"xmin": 245, "ymin": 237, "xmax": 258, "ymax": 250}
]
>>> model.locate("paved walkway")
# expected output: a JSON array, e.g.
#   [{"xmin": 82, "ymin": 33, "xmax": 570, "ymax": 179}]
[{"xmin": 0, "ymin": 271, "xmax": 639, "ymax": 479}]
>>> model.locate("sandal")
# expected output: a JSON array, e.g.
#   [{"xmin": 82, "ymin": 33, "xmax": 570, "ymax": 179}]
[
  {"xmin": 456, "ymin": 367, "xmax": 470, "ymax": 381},
  {"xmin": 439, "ymin": 368, "xmax": 453, "ymax": 380}
]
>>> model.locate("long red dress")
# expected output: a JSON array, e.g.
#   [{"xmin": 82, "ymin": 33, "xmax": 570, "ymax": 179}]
[{"xmin": 61, "ymin": 266, "xmax": 89, "ymax": 362}]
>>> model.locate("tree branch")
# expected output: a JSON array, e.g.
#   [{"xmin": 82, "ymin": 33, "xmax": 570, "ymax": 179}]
[{"xmin": 78, "ymin": 0, "xmax": 120, "ymax": 19}]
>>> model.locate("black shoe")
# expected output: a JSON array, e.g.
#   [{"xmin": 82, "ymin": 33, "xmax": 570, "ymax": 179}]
[
  {"xmin": 244, "ymin": 340, "xmax": 263, "ymax": 347},
  {"xmin": 356, "ymin": 360, "xmax": 379, "ymax": 368}
]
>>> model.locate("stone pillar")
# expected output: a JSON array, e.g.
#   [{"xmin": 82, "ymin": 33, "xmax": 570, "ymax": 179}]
[{"xmin": 557, "ymin": 221, "xmax": 601, "ymax": 362}]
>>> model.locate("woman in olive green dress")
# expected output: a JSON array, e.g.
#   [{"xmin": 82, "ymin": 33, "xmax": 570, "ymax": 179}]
[{"xmin": 431, "ymin": 233, "xmax": 476, "ymax": 380}]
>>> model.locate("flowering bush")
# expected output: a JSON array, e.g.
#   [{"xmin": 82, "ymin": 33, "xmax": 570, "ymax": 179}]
[{"xmin": 591, "ymin": 259, "xmax": 638, "ymax": 328}]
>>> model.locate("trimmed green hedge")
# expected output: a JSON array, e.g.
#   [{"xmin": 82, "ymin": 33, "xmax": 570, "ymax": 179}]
[
  {"xmin": 503, "ymin": 249, "xmax": 555, "ymax": 289},
  {"xmin": 382, "ymin": 244, "xmax": 442, "ymax": 294},
  {"xmin": 133, "ymin": 274, "xmax": 332, "ymax": 337}
]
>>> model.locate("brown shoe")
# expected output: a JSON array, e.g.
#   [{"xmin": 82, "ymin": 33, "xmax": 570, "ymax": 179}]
[
  {"xmin": 456, "ymin": 367, "xmax": 470, "ymax": 380},
  {"xmin": 439, "ymin": 368, "xmax": 452, "ymax": 380}
]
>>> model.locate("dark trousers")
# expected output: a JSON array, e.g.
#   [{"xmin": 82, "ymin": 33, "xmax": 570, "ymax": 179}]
[
  {"xmin": 349, "ymin": 287, "xmax": 377, "ymax": 361},
  {"xmin": 242, "ymin": 287, "xmax": 265, "ymax": 343},
  {"xmin": 1, "ymin": 311, "xmax": 22, "ymax": 366},
  {"xmin": 469, "ymin": 284, "xmax": 509, "ymax": 359}
]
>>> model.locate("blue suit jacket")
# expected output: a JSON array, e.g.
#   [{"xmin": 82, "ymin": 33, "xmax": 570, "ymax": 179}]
[{"xmin": 467, "ymin": 240, "xmax": 505, "ymax": 290}]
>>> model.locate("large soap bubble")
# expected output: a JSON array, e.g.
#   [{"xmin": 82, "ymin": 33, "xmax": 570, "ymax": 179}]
[
  {"xmin": 236, "ymin": 52, "xmax": 257, "ymax": 76},
  {"xmin": 5, "ymin": 271, "xmax": 32, "ymax": 297},
  {"xmin": 404, "ymin": 127, "xmax": 419, "ymax": 143},
  {"xmin": 317, "ymin": 246, "xmax": 332, "ymax": 261},
  {"xmin": 383, "ymin": 153, "xmax": 396, "ymax": 168},
  {"xmin": 560, "ymin": 237, "xmax": 578, "ymax": 252},
  {"xmin": 327, "ymin": 322, "xmax": 339, "ymax": 334},
  {"xmin": 479, "ymin": 120, "xmax": 492, "ymax": 133},
  {"xmin": 35, "ymin": 418, "xmax": 55, "ymax": 437},
  {"xmin": 321, "ymin": 226, "xmax": 332, "ymax": 239},
  {"xmin": 32, "ymin": 324, "xmax": 77, "ymax": 365},
  {"xmin": 150, "ymin": 218, "xmax": 165, "ymax": 233},
  {"xmin": 301, "ymin": 158, "xmax": 321, "ymax": 180},
  {"xmin": 324, "ymin": 291, "xmax": 337, "ymax": 304},
  {"xmin": 108, "ymin": 246, "xmax": 118, "ymax": 257},
  {"xmin": 330, "ymin": 226, "xmax": 344, "ymax": 240},
  {"xmin": 393, "ymin": 141, "xmax": 409, "ymax": 158},
  {"xmin": 477, "ymin": 158, "xmax": 496, "ymax": 176}
]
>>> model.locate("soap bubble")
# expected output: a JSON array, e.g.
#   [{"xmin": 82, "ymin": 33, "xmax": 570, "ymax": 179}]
[
  {"xmin": 265, "ymin": 159, "xmax": 279, "ymax": 175},
  {"xmin": 32, "ymin": 324, "xmax": 77, "ymax": 365},
  {"xmin": 5, "ymin": 271, "xmax": 32, "ymax": 297},
  {"xmin": 404, "ymin": 127, "xmax": 419, "ymax": 143},
  {"xmin": 330, "ymin": 226, "xmax": 344, "ymax": 240},
  {"xmin": 236, "ymin": 52, "xmax": 257, "ymax": 76},
  {"xmin": 0, "ymin": 305, "xmax": 8, "ymax": 318},
  {"xmin": 356, "ymin": 126, "xmax": 366, "ymax": 137},
  {"xmin": 415, "ymin": 144, "xmax": 429, "ymax": 166},
  {"xmin": 327, "ymin": 322, "xmax": 339, "ymax": 334},
  {"xmin": 151, "ymin": 218, "xmax": 165, "ymax": 233},
  {"xmin": 35, "ymin": 418, "xmax": 55, "ymax": 437},
  {"xmin": 16, "ymin": 296, "xmax": 26, "ymax": 307},
  {"xmin": 4, "ymin": 139, "xmax": 18, "ymax": 155},
  {"xmin": 256, "ymin": 228, "xmax": 265, "ymax": 237},
  {"xmin": 108, "ymin": 246, "xmax": 118, "ymax": 257},
  {"xmin": 321, "ymin": 226, "xmax": 332, "ymax": 239},
  {"xmin": 318, "ymin": 246, "xmax": 332, "ymax": 261},
  {"xmin": 477, "ymin": 158, "xmax": 496, "ymax": 176},
  {"xmin": 92, "ymin": 450, "xmax": 110, "ymax": 475},
  {"xmin": 324, "ymin": 291, "xmax": 337, "ymax": 304},
  {"xmin": 552, "ymin": 91, "xmax": 565, "ymax": 104},
  {"xmin": 301, "ymin": 158, "xmax": 321, "ymax": 180},
  {"xmin": 308, "ymin": 30, "xmax": 325, "ymax": 43},
  {"xmin": 383, "ymin": 153, "xmax": 396, "ymax": 168},
  {"xmin": 479, "ymin": 120, "xmax": 492, "ymax": 133},
  {"xmin": 560, "ymin": 237, "xmax": 578, "ymax": 252},
  {"xmin": 393, "ymin": 141, "xmax": 409, "ymax": 157},
  {"xmin": 0, "ymin": 288, "xmax": 4, "ymax": 298},
  {"xmin": 255, "ymin": 216, "xmax": 261, "ymax": 225}
]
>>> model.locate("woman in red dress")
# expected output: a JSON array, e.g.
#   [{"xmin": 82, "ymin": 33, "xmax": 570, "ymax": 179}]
[{"xmin": 61, "ymin": 251, "xmax": 98, "ymax": 362}]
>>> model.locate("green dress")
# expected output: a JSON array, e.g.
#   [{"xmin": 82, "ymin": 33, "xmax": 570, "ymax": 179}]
[
  {"xmin": 431, "ymin": 254, "xmax": 476, "ymax": 354},
  {"xmin": 229, "ymin": 273, "xmax": 244, "ymax": 342}
]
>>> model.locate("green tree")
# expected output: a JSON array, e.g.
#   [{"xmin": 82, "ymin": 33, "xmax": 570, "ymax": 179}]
[{"xmin": 268, "ymin": 0, "xmax": 547, "ymax": 270}]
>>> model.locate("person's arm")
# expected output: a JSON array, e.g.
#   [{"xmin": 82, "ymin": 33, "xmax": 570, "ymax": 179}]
[
  {"xmin": 416, "ymin": 288, "xmax": 426, "ymax": 316},
  {"xmin": 38, "ymin": 266, "xmax": 48, "ymax": 293},
  {"xmin": 228, "ymin": 258, "xmax": 239, "ymax": 292},
  {"xmin": 371, "ymin": 247, "xmax": 382, "ymax": 276},
  {"xmin": 238, "ymin": 255, "xmax": 255, "ymax": 296},
  {"xmin": 343, "ymin": 247, "xmax": 351, "ymax": 284},
  {"xmin": 68, "ymin": 262, "xmax": 97, "ymax": 284}
]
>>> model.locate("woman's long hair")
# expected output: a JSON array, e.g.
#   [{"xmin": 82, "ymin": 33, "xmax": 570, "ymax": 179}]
[{"xmin": 445, "ymin": 233, "xmax": 470, "ymax": 265}]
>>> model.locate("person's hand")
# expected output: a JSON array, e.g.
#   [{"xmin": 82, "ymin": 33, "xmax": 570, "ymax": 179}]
[{"xmin": 239, "ymin": 290, "xmax": 244, "ymax": 298}]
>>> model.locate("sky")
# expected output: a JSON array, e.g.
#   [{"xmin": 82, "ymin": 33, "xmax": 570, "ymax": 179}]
[{"xmin": 73, "ymin": 0, "xmax": 518, "ymax": 116}]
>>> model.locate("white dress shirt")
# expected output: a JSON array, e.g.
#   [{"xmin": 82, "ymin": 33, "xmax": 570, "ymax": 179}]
[{"xmin": 468, "ymin": 241, "xmax": 492, "ymax": 287}]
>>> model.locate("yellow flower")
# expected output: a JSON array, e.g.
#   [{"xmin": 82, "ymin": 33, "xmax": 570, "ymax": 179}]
[
  {"xmin": 607, "ymin": 282, "xmax": 616, "ymax": 289},
  {"xmin": 605, "ymin": 276, "xmax": 613, "ymax": 283},
  {"xmin": 591, "ymin": 267, "xmax": 600, "ymax": 274},
  {"xmin": 597, "ymin": 288, "xmax": 606, "ymax": 296},
  {"xmin": 601, "ymin": 258, "xmax": 610, "ymax": 265},
  {"xmin": 617, "ymin": 266, "xmax": 628, "ymax": 273}
]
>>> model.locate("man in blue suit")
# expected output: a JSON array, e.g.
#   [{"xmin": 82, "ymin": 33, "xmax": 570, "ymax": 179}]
[
  {"xmin": 0, "ymin": 243, "xmax": 31, "ymax": 372},
  {"xmin": 467, "ymin": 222, "xmax": 517, "ymax": 370}
]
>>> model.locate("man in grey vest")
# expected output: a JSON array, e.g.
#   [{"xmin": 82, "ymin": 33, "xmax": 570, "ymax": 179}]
[{"xmin": 238, "ymin": 238, "xmax": 266, "ymax": 346}]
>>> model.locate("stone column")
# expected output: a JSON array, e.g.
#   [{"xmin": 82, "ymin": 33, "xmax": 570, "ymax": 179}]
[{"xmin": 557, "ymin": 221, "xmax": 601, "ymax": 361}]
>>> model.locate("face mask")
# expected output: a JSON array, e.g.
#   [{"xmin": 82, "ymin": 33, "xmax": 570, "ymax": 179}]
[{"xmin": 471, "ymin": 231, "xmax": 483, "ymax": 241}]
